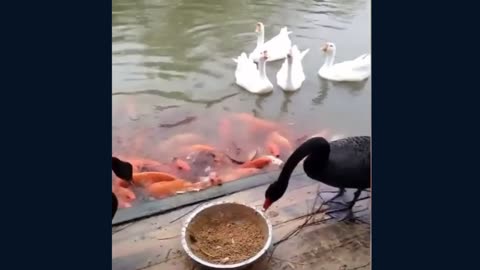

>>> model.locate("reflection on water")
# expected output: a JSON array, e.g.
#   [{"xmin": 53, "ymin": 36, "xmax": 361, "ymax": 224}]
[
  {"xmin": 313, "ymin": 77, "xmax": 331, "ymax": 105},
  {"xmin": 113, "ymin": 0, "xmax": 371, "ymax": 160}
]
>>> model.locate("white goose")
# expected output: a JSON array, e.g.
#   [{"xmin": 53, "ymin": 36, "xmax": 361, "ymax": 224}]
[
  {"xmin": 249, "ymin": 22, "xmax": 292, "ymax": 62},
  {"xmin": 233, "ymin": 50, "xmax": 273, "ymax": 94},
  {"xmin": 276, "ymin": 45, "xmax": 310, "ymax": 91},
  {"xmin": 318, "ymin": 42, "xmax": 371, "ymax": 82}
]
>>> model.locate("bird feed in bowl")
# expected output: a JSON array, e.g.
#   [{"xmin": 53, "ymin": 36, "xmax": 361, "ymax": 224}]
[{"xmin": 183, "ymin": 202, "xmax": 271, "ymax": 265}]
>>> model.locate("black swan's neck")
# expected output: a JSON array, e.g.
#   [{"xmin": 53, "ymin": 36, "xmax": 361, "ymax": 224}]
[{"xmin": 276, "ymin": 137, "xmax": 330, "ymax": 193}]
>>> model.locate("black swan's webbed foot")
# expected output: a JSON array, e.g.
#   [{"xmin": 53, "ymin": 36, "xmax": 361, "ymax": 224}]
[{"xmin": 326, "ymin": 207, "xmax": 354, "ymax": 221}]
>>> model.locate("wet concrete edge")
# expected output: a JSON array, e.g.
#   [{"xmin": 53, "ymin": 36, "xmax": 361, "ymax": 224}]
[{"xmin": 112, "ymin": 168, "xmax": 305, "ymax": 226}]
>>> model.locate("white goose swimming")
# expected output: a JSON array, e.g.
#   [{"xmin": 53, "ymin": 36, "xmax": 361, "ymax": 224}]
[
  {"xmin": 249, "ymin": 22, "xmax": 292, "ymax": 62},
  {"xmin": 233, "ymin": 50, "xmax": 273, "ymax": 94},
  {"xmin": 276, "ymin": 45, "xmax": 310, "ymax": 91},
  {"xmin": 318, "ymin": 42, "xmax": 371, "ymax": 82}
]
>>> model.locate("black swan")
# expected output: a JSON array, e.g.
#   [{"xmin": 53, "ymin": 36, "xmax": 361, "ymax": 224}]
[
  {"xmin": 263, "ymin": 136, "xmax": 370, "ymax": 218},
  {"xmin": 112, "ymin": 157, "xmax": 133, "ymax": 219}
]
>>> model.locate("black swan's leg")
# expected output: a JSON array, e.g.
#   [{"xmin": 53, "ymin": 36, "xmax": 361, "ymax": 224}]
[
  {"xmin": 348, "ymin": 189, "xmax": 363, "ymax": 209},
  {"xmin": 325, "ymin": 188, "xmax": 346, "ymax": 203},
  {"xmin": 327, "ymin": 189, "xmax": 363, "ymax": 221},
  {"xmin": 325, "ymin": 188, "xmax": 347, "ymax": 209}
]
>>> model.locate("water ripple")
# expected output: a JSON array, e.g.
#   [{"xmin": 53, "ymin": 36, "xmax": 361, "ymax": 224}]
[
  {"xmin": 112, "ymin": 0, "xmax": 371, "ymax": 134},
  {"xmin": 113, "ymin": 89, "xmax": 240, "ymax": 108}
]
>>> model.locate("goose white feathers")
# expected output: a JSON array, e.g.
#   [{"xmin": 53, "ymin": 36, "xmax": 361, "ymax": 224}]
[
  {"xmin": 276, "ymin": 45, "xmax": 310, "ymax": 91},
  {"xmin": 249, "ymin": 22, "xmax": 292, "ymax": 62},
  {"xmin": 318, "ymin": 42, "xmax": 371, "ymax": 82},
  {"xmin": 233, "ymin": 50, "xmax": 273, "ymax": 94}
]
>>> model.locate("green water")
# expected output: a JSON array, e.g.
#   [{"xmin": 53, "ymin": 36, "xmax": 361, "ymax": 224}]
[{"xmin": 112, "ymin": 0, "xmax": 371, "ymax": 157}]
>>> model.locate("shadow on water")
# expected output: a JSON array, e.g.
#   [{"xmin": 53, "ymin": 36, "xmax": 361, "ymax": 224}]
[
  {"xmin": 313, "ymin": 77, "xmax": 369, "ymax": 105},
  {"xmin": 332, "ymin": 79, "xmax": 369, "ymax": 96}
]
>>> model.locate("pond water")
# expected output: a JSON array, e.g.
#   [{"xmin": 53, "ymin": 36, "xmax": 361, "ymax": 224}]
[{"xmin": 112, "ymin": 0, "xmax": 371, "ymax": 203}]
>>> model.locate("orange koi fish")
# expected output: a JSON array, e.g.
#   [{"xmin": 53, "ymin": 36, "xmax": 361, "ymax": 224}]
[
  {"xmin": 218, "ymin": 118, "xmax": 232, "ymax": 143},
  {"xmin": 267, "ymin": 142, "xmax": 281, "ymax": 157},
  {"xmin": 219, "ymin": 168, "xmax": 260, "ymax": 182},
  {"xmin": 146, "ymin": 178, "xmax": 198, "ymax": 198},
  {"xmin": 173, "ymin": 157, "xmax": 191, "ymax": 171},
  {"xmin": 266, "ymin": 131, "xmax": 293, "ymax": 156},
  {"xmin": 270, "ymin": 131, "xmax": 292, "ymax": 149},
  {"xmin": 113, "ymin": 178, "xmax": 130, "ymax": 188},
  {"xmin": 112, "ymin": 185, "xmax": 136, "ymax": 208},
  {"xmin": 128, "ymin": 158, "xmax": 169, "ymax": 173},
  {"xmin": 132, "ymin": 171, "xmax": 177, "ymax": 187},
  {"xmin": 232, "ymin": 113, "xmax": 278, "ymax": 131},
  {"xmin": 189, "ymin": 144, "xmax": 216, "ymax": 152},
  {"xmin": 240, "ymin": 156, "xmax": 283, "ymax": 169}
]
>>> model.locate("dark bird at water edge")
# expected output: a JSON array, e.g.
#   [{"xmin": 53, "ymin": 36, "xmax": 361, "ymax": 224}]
[{"xmin": 263, "ymin": 136, "xmax": 370, "ymax": 220}]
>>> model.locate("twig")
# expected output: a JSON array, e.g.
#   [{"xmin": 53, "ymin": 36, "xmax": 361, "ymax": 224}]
[
  {"xmin": 165, "ymin": 248, "xmax": 172, "ymax": 261},
  {"xmin": 267, "ymin": 189, "xmax": 371, "ymax": 262},
  {"xmin": 269, "ymin": 256, "xmax": 308, "ymax": 266},
  {"xmin": 269, "ymin": 185, "xmax": 327, "ymax": 261},
  {"xmin": 156, "ymin": 235, "xmax": 179, "ymax": 241},
  {"xmin": 112, "ymin": 221, "xmax": 136, "ymax": 235},
  {"xmin": 159, "ymin": 116, "xmax": 197, "ymax": 128},
  {"xmin": 325, "ymin": 196, "xmax": 371, "ymax": 215},
  {"xmin": 347, "ymin": 262, "xmax": 370, "ymax": 270},
  {"xmin": 319, "ymin": 190, "xmax": 340, "ymax": 194}
]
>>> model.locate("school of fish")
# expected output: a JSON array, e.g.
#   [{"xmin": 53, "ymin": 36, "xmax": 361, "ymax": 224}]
[{"xmin": 112, "ymin": 113, "xmax": 344, "ymax": 209}]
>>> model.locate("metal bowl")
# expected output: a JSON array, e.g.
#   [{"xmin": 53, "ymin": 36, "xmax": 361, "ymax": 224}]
[{"xmin": 181, "ymin": 201, "xmax": 273, "ymax": 269}]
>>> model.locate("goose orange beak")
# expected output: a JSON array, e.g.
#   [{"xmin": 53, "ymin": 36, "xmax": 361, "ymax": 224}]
[{"xmin": 322, "ymin": 44, "xmax": 328, "ymax": 52}]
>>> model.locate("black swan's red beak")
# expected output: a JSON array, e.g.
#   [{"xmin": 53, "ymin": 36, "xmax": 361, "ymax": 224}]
[{"xmin": 263, "ymin": 198, "xmax": 272, "ymax": 211}]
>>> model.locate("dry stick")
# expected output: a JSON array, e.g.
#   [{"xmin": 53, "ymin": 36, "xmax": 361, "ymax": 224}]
[
  {"xmin": 156, "ymin": 235, "xmax": 180, "ymax": 241},
  {"xmin": 347, "ymin": 262, "xmax": 371, "ymax": 270},
  {"xmin": 112, "ymin": 221, "xmax": 136, "ymax": 235},
  {"xmin": 268, "ymin": 185, "xmax": 326, "ymax": 261},
  {"xmin": 268, "ymin": 190, "xmax": 371, "ymax": 261},
  {"xmin": 323, "ymin": 196, "xmax": 371, "ymax": 215}
]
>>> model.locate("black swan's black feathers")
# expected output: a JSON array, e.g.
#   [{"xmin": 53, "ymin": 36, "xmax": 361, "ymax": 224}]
[{"xmin": 305, "ymin": 136, "xmax": 370, "ymax": 189}]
